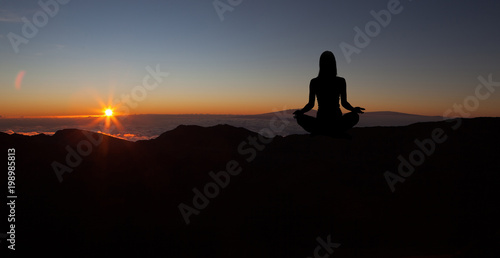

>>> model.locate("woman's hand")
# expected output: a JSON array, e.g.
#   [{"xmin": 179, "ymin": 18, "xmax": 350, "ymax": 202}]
[{"xmin": 353, "ymin": 107, "xmax": 365, "ymax": 114}]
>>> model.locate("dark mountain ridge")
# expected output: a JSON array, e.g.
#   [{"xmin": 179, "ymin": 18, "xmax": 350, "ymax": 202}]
[{"xmin": 1, "ymin": 118, "xmax": 499, "ymax": 257}]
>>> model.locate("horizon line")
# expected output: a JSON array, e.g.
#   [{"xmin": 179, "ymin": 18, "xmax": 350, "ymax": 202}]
[{"xmin": 0, "ymin": 110, "xmax": 453, "ymax": 119}]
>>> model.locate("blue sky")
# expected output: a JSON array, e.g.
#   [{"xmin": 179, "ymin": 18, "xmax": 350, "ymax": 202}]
[{"xmin": 1, "ymin": 0, "xmax": 499, "ymax": 116}]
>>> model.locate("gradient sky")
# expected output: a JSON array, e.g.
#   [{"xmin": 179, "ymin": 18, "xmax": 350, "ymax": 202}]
[{"xmin": 1, "ymin": 0, "xmax": 499, "ymax": 117}]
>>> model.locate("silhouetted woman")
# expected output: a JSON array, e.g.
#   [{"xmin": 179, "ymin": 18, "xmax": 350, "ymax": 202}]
[{"xmin": 293, "ymin": 51, "xmax": 364, "ymax": 137}]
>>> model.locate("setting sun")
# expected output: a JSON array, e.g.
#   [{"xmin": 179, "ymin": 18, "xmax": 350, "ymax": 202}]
[{"xmin": 105, "ymin": 109, "xmax": 113, "ymax": 116}]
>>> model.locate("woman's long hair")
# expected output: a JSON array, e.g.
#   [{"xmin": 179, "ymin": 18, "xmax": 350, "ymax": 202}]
[{"xmin": 318, "ymin": 51, "xmax": 337, "ymax": 78}]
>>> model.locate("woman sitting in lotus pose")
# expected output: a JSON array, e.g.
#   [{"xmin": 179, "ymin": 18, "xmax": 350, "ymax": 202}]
[{"xmin": 293, "ymin": 51, "xmax": 365, "ymax": 137}]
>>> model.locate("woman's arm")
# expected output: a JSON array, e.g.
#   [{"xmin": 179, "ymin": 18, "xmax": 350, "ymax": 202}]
[
  {"xmin": 340, "ymin": 78, "xmax": 365, "ymax": 113},
  {"xmin": 294, "ymin": 80, "xmax": 316, "ymax": 115}
]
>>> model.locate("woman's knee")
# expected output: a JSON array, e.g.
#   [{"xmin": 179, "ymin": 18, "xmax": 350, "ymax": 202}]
[{"xmin": 343, "ymin": 112, "xmax": 359, "ymax": 127}]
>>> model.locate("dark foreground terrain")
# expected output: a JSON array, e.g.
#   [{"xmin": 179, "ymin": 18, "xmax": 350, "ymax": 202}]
[{"xmin": 1, "ymin": 118, "xmax": 499, "ymax": 257}]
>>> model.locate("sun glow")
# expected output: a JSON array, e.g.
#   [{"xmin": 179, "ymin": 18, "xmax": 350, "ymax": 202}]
[
  {"xmin": 87, "ymin": 94, "xmax": 124, "ymax": 134},
  {"xmin": 105, "ymin": 109, "xmax": 113, "ymax": 116}
]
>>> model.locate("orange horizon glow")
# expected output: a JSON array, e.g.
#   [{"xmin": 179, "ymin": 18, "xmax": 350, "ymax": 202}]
[
  {"xmin": 2, "ymin": 87, "xmax": 500, "ymax": 118},
  {"xmin": 3, "ymin": 100, "xmax": 497, "ymax": 118},
  {"xmin": 4, "ymin": 73, "xmax": 499, "ymax": 118},
  {"xmin": 3, "ymin": 93, "xmax": 498, "ymax": 118},
  {"xmin": 1, "ymin": 108, "xmax": 499, "ymax": 119}
]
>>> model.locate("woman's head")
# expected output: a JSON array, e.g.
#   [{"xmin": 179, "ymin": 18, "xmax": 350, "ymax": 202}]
[{"xmin": 318, "ymin": 51, "xmax": 337, "ymax": 78}]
